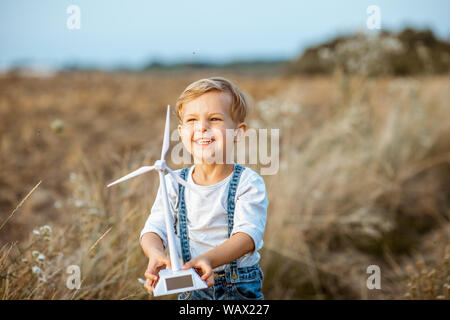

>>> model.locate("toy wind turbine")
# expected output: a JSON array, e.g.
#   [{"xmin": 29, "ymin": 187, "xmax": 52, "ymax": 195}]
[{"xmin": 106, "ymin": 105, "xmax": 207, "ymax": 296}]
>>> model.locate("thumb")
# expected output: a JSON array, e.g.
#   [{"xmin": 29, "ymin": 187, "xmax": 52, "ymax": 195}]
[
  {"xmin": 146, "ymin": 261, "xmax": 157, "ymax": 276},
  {"xmin": 181, "ymin": 260, "xmax": 193, "ymax": 270},
  {"xmin": 163, "ymin": 256, "xmax": 172, "ymax": 270}
]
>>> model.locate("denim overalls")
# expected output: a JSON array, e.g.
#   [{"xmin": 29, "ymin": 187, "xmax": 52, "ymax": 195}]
[{"xmin": 177, "ymin": 164, "xmax": 264, "ymax": 300}]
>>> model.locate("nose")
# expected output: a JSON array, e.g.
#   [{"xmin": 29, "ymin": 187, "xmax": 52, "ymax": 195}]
[{"xmin": 195, "ymin": 119, "xmax": 209, "ymax": 132}]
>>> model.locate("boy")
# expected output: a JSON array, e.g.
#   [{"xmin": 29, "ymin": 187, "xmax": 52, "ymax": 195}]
[{"xmin": 140, "ymin": 77, "xmax": 268, "ymax": 300}]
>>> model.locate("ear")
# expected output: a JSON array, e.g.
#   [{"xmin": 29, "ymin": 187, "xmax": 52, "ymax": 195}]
[{"xmin": 234, "ymin": 122, "xmax": 247, "ymax": 142}]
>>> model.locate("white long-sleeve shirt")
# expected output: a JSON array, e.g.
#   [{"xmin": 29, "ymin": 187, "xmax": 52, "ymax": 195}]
[{"xmin": 140, "ymin": 165, "xmax": 268, "ymax": 271}]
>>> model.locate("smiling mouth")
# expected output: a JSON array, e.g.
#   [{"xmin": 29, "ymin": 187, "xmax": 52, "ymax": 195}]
[
  {"xmin": 194, "ymin": 140, "xmax": 214, "ymax": 147},
  {"xmin": 193, "ymin": 138, "xmax": 215, "ymax": 146}
]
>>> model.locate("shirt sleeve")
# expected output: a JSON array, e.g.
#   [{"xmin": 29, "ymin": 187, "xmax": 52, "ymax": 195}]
[
  {"xmin": 139, "ymin": 172, "xmax": 180, "ymax": 249},
  {"xmin": 231, "ymin": 170, "xmax": 268, "ymax": 252}
]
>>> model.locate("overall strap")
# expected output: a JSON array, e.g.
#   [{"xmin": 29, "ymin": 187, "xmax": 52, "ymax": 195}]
[
  {"xmin": 177, "ymin": 164, "xmax": 246, "ymax": 270},
  {"xmin": 178, "ymin": 167, "xmax": 191, "ymax": 264},
  {"xmin": 226, "ymin": 164, "xmax": 245, "ymax": 275}
]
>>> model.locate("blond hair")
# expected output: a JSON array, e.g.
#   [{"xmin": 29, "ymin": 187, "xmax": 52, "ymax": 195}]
[{"xmin": 175, "ymin": 77, "xmax": 248, "ymax": 123}]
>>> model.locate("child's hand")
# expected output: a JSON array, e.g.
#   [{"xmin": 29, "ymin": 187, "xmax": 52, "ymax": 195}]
[
  {"xmin": 144, "ymin": 248, "xmax": 171, "ymax": 294},
  {"xmin": 182, "ymin": 256, "xmax": 214, "ymax": 287}
]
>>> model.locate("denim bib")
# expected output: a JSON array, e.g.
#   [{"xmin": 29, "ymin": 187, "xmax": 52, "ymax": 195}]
[{"xmin": 177, "ymin": 164, "xmax": 264, "ymax": 300}]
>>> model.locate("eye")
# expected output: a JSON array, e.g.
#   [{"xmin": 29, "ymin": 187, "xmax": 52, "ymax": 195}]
[
  {"xmin": 186, "ymin": 118, "xmax": 196, "ymax": 123},
  {"xmin": 211, "ymin": 117, "xmax": 222, "ymax": 121}
]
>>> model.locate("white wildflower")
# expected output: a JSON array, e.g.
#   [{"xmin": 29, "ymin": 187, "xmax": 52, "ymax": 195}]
[
  {"xmin": 36, "ymin": 253, "xmax": 46, "ymax": 264},
  {"xmin": 50, "ymin": 119, "xmax": 64, "ymax": 133},
  {"xmin": 33, "ymin": 229, "xmax": 41, "ymax": 236},
  {"xmin": 32, "ymin": 250, "xmax": 40, "ymax": 257},
  {"xmin": 39, "ymin": 225, "xmax": 52, "ymax": 236},
  {"xmin": 32, "ymin": 266, "xmax": 42, "ymax": 274},
  {"xmin": 74, "ymin": 200, "xmax": 85, "ymax": 208}
]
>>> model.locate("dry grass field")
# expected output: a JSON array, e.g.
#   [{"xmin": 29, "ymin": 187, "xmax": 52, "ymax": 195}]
[{"xmin": 0, "ymin": 68, "xmax": 449, "ymax": 299}]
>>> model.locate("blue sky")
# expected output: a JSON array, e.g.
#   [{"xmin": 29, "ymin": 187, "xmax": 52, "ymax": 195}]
[{"xmin": 0, "ymin": 0, "xmax": 449, "ymax": 69}]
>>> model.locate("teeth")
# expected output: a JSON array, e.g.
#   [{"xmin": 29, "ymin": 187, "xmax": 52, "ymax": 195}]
[{"xmin": 196, "ymin": 139, "xmax": 213, "ymax": 145}]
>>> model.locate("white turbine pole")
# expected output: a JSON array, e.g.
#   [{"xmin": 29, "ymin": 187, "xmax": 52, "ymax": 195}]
[{"xmin": 158, "ymin": 168, "xmax": 182, "ymax": 271}]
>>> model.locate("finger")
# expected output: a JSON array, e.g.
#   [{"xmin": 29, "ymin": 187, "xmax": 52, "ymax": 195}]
[
  {"xmin": 144, "ymin": 270, "xmax": 158, "ymax": 281},
  {"xmin": 181, "ymin": 260, "xmax": 193, "ymax": 270},
  {"xmin": 194, "ymin": 261, "xmax": 212, "ymax": 279},
  {"xmin": 153, "ymin": 276, "xmax": 160, "ymax": 287},
  {"xmin": 199, "ymin": 265, "xmax": 212, "ymax": 280},
  {"xmin": 205, "ymin": 275, "xmax": 214, "ymax": 288},
  {"xmin": 146, "ymin": 282, "xmax": 153, "ymax": 293},
  {"xmin": 144, "ymin": 279, "xmax": 154, "ymax": 293},
  {"xmin": 145, "ymin": 263, "xmax": 158, "ymax": 277},
  {"xmin": 162, "ymin": 257, "xmax": 172, "ymax": 270},
  {"xmin": 154, "ymin": 257, "xmax": 171, "ymax": 272},
  {"xmin": 144, "ymin": 271, "xmax": 156, "ymax": 280}
]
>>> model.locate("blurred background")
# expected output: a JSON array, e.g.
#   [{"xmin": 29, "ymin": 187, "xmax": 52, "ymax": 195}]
[{"xmin": 0, "ymin": 0, "xmax": 449, "ymax": 299}]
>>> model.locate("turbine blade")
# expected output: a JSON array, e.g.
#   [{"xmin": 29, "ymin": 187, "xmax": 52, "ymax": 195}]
[
  {"xmin": 107, "ymin": 166, "xmax": 155, "ymax": 187},
  {"xmin": 160, "ymin": 105, "xmax": 171, "ymax": 160}
]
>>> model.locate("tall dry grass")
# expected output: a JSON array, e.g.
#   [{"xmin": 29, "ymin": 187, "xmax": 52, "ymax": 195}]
[
  {"xmin": 0, "ymin": 70, "xmax": 449, "ymax": 299},
  {"xmin": 256, "ymin": 73, "xmax": 449, "ymax": 299}
]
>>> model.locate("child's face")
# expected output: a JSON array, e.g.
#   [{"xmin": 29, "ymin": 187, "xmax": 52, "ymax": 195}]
[{"xmin": 178, "ymin": 90, "xmax": 246, "ymax": 164}]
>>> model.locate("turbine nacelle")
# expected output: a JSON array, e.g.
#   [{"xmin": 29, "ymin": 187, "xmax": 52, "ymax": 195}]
[{"xmin": 153, "ymin": 159, "xmax": 166, "ymax": 171}]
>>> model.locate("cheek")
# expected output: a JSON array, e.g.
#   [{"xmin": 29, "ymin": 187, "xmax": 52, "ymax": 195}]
[
  {"xmin": 214, "ymin": 127, "xmax": 235, "ymax": 144},
  {"xmin": 212, "ymin": 127, "xmax": 228, "ymax": 140},
  {"xmin": 180, "ymin": 128, "xmax": 193, "ymax": 148}
]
